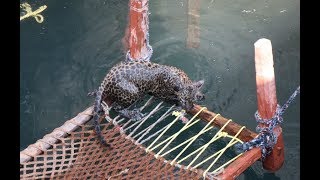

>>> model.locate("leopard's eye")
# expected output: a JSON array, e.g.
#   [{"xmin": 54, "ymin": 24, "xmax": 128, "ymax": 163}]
[{"xmin": 173, "ymin": 85, "xmax": 180, "ymax": 92}]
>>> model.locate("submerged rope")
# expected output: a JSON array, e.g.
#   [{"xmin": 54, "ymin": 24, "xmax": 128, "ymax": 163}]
[{"xmin": 235, "ymin": 86, "xmax": 300, "ymax": 160}]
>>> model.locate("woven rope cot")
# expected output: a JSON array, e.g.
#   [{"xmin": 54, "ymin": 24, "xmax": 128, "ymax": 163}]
[{"xmin": 20, "ymin": 97, "xmax": 249, "ymax": 179}]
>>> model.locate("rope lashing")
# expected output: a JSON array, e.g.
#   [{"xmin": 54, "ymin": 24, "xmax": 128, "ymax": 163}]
[
  {"xmin": 20, "ymin": 2, "xmax": 47, "ymax": 23},
  {"xmin": 235, "ymin": 86, "xmax": 300, "ymax": 160},
  {"xmin": 125, "ymin": 33, "xmax": 153, "ymax": 62},
  {"xmin": 172, "ymin": 109, "xmax": 189, "ymax": 123},
  {"xmin": 129, "ymin": 0, "xmax": 149, "ymax": 13}
]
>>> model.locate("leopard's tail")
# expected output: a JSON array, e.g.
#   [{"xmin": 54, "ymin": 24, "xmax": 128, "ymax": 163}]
[{"xmin": 93, "ymin": 87, "xmax": 111, "ymax": 148}]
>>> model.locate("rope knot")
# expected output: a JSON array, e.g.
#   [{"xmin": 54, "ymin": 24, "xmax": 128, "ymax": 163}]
[
  {"xmin": 254, "ymin": 104, "xmax": 283, "ymax": 128},
  {"xmin": 235, "ymin": 86, "xmax": 300, "ymax": 160}
]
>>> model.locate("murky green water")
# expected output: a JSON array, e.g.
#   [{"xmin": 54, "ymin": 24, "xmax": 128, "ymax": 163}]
[{"xmin": 20, "ymin": 0, "xmax": 299, "ymax": 179}]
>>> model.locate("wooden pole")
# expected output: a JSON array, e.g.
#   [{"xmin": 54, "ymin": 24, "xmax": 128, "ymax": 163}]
[
  {"xmin": 128, "ymin": 0, "xmax": 150, "ymax": 60},
  {"xmin": 207, "ymin": 38, "xmax": 285, "ymax": 178},
  {"xmin": 254, "ymin": 38, "xmax": 284, "ymax": 171},
  {"xmin": 186, "ymin": 0, "xmax": 201, "ymax": 48}
]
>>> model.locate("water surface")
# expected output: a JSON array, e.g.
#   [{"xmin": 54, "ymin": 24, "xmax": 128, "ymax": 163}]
[{"xmin": 20, "ymin": 0, "xmax": 299, "ymax": 179}]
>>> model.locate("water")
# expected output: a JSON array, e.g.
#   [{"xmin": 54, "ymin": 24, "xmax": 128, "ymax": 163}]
[{"xmin": 20, "ymin": 0, "xmax": 299, "ymax": 179}]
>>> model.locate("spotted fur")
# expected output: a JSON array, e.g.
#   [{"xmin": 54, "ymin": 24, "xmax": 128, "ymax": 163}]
[{"xmin": 92, "ymin": 60, "xmax": 205, "ymax": 147}]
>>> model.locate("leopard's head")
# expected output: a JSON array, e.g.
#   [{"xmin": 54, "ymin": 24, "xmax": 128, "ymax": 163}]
[{"xmin": 175, "ymin": 80, "xmax": 205, "ymax": 111}]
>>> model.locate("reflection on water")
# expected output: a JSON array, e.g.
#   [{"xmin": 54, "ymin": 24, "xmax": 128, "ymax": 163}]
[{"xmin": 20, "ymin": 0, "xmax": 299, "ymax": 179}]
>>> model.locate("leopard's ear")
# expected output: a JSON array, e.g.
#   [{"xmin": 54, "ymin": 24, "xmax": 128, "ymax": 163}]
[{"xmin": 193, "ymin": 80, "xmax": 204, "ymax": 89}]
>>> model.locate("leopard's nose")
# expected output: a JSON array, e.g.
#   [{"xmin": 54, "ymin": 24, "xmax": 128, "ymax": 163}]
[{"xmin": 196, "ymin": 94, "xmax": 205, "ymax": 101}]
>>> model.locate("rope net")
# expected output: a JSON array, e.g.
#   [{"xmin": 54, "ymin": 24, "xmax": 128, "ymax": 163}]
[{"xmin": 20, "ymin": 97, "xmax": 245, "ymax": 179}]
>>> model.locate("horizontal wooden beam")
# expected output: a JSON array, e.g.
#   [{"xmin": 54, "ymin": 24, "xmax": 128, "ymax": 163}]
[
  {"xmin": 189, "ymin": 104, "xmax": 258, "ymax": 141},
  {"xmin": 216, "ymin": 148, "xmax": 261, "ymax": 180}
]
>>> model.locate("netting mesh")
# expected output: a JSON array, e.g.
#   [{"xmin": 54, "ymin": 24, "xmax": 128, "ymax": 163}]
[
  {"xmin": 20, "ymin": 96, "xmax": 248, "ymax": 179},
  {"xmin": 20, "ymin": 121, "xmax": 203, "ymax": 179}
]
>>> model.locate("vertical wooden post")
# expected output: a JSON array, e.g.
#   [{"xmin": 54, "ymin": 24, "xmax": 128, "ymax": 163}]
[
  {"xmin": 254, "ymin": 38, "xmax": 284, "ymax": 171},
  {"xmin": 186, "ymin": 0, "xmax": 201, "ymax": 48},
  {"xmin": 128, "ymin": 0, "xmax": 150, "ymax": 60}
]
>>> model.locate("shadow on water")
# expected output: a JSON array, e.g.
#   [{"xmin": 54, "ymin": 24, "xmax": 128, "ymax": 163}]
[
  {"xmin": 20, "ymin": 0, "xmax": 299, "ymax": 179},
  {"xmin": 242, "ymin": 167, "xmax": 282, "ymax": 180}
]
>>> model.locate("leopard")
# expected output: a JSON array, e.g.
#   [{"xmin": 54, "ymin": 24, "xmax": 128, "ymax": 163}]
[{"xmin": 89, "ymin": 60, "xmax": 205, "ymax": 148}]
